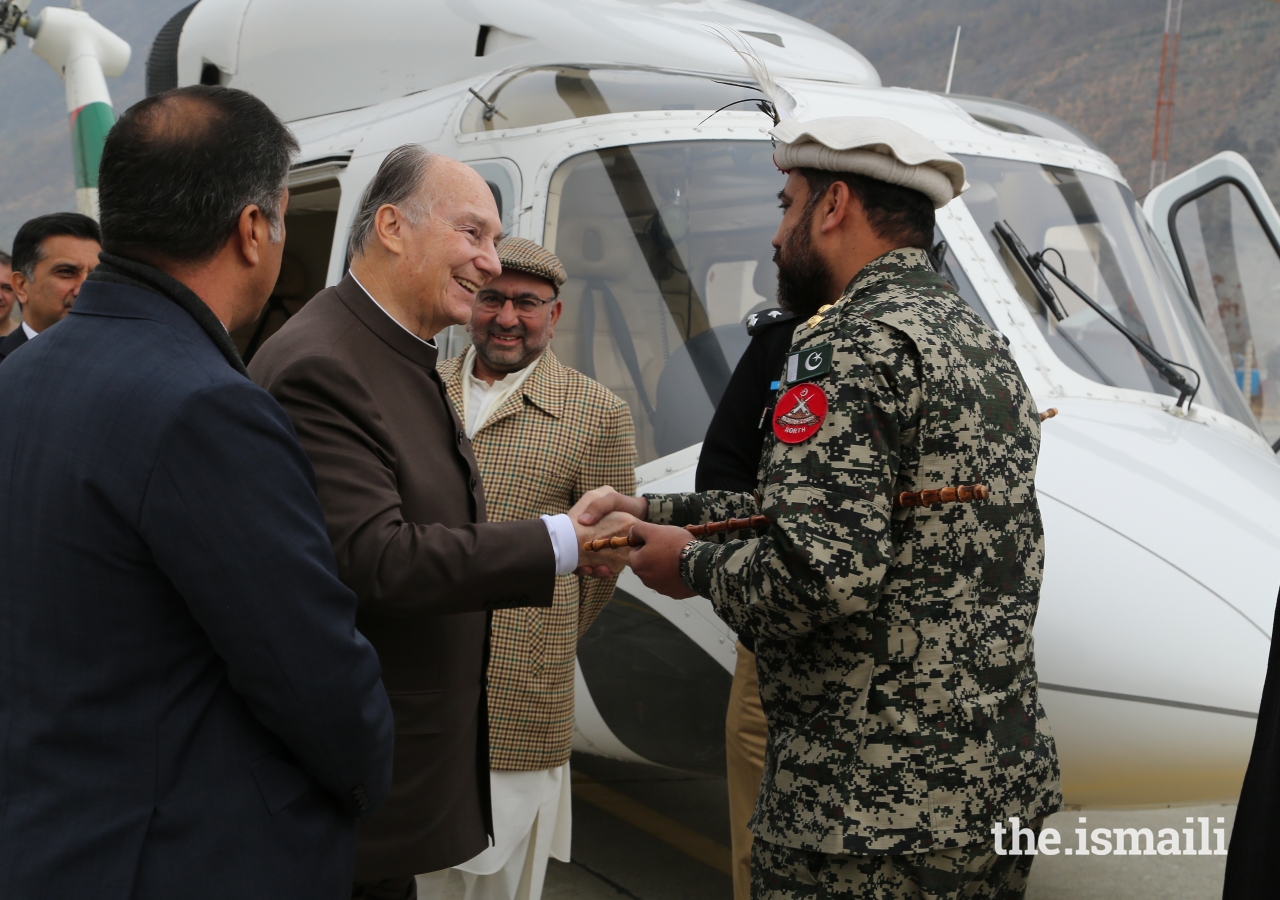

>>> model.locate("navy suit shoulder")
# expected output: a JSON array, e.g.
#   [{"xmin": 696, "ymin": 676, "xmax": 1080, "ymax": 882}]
[
  {"xmin": 0, "ymin": 280, "xmax": 393, "ymax": 900},
  {"xmin": 0, "ymin": 323, "xmax": 28, "ymax": 361}
]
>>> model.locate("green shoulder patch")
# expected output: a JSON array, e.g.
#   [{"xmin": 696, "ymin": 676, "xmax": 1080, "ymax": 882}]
[{"xmin": 786, "ymin": 342, "xmax": 833, "ymax": 384}]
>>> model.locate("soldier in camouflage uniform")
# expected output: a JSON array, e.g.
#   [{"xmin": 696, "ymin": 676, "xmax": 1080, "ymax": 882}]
[{"xmin": 582, "ymin": 117, "xmax": 1060, "ymax": 899}]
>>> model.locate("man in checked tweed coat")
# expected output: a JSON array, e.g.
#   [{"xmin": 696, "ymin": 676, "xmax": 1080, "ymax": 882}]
[
  {"xmin": 425, "ymin": 237, "xmax": 636, "ymax": 900},
  {"xmin": 581, "ymin": 118, "xmax": 1060, "ymax": 899}
]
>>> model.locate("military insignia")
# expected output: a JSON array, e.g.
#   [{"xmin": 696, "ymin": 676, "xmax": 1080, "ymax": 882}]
[
  {"xmin": 785, "ymin": 342, "xmax": 832, "ymax": 384},
  {"xmin": 746, "ymin": 307, "xmax": 797, "ymax": 336},
  {"xmin": 806, "ymin": 303, "xmax": 835, "ymax": 329},
  {"xmin": 773, "ymin": 383, "xmax": 828, "ymax": 443}
]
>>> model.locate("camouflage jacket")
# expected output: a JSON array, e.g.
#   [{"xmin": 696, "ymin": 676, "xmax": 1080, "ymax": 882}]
[{"xmin": 647, "ymin": 248, "xmax": 1061, "ymax": 855}]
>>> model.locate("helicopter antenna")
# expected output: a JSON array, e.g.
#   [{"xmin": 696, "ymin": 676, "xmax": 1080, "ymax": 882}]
[
  {"xmin": 944, "ymin": 26, "xmax": 961, "ymax": 94},
  {"xmin": 1149, "ymin": 0, "xmax": 1183, "ymax": 189}
]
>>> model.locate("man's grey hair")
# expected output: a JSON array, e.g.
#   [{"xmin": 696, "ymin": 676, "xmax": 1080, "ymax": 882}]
[{"xmin": 347, "ymin": 144, "xmax": 436, "ymax": 260}]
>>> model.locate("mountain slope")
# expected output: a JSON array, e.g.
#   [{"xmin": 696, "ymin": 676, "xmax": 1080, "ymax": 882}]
[{"xmin": 757, "ymin": 0, "xmax": 1280, "ymax": 202}]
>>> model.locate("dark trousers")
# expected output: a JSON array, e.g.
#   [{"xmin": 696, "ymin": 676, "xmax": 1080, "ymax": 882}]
[{"xmin": 352, "ymin": 876, "xmax": 417, "ymax": 900}]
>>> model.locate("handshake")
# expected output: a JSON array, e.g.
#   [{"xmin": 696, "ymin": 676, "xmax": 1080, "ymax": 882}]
[{"xmin": 564, "ymin": 487, "xmax": 700, "ymax": 600}]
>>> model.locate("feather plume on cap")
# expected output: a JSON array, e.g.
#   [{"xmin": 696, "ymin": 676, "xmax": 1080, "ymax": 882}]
[{"xmin": 706, "ymin": 25, "xmax": 795, "ymax": 125}]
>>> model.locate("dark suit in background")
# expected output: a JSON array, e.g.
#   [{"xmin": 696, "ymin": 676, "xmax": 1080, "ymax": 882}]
[
  {"xmin": 0, "ymin": 262, "xmax": 394, "ymax": 900},
  {"xmin": 695, "ymin": 306, "xmax": 799, "ymax": 900},
  {"xmin": 0, "ymin": 323, "xmax": 27, "ymax": 361},
  {"xmin": 695, "ymin": 308, "xmax": 799, "ymax": 495},
  {"xmin": 249, "ymin": 275, "xmax": 556, "ymax": 881},
  {"xmin": 1224, "ymin": 586, "xmax": 1280, "ymax": 898}
]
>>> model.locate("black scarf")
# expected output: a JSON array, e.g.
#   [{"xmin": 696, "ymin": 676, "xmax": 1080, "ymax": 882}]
[{"xmin": 88, "ymin": 252, "xmax": 248, "ymax": 377}]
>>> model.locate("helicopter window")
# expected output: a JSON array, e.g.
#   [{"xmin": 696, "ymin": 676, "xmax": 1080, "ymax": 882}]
[
  {"xmin": 961, "ymin": 155, "xmax": 1254, "ymax": 428},
  {"xmin": 1169, "ymin": 179, "xmax": 1280, "ymax": 443},
  {"xmin": 544, "ymin": 140, "xmax": 782, "ymax": 463},
  {"xmin": 461, "ymin": 67, "xmax": 765, "ymax": 134},
  {"xmin": 931, "ymin": 230, "xmax": 995, "ymax": 329},
  {"xmin": 466, "ymin": 159, "xmax": 520, "ymax": 232},
  {"xmin": 949, "ymin": 96, "xmax": 1104, "ymax": 153}
]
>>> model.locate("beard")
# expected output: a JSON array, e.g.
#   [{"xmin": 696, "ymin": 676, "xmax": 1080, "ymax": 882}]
[
  {"xmin": 472, "ymin": 320, "xmax": 551, "ymax": 373},
  {"xmin": 774, "ymin": 207, "xmax": 835, "ymax": 319}
]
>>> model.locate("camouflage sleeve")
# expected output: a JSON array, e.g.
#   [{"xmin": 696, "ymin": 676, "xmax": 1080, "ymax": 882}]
[
  {"xmin": 644, "ymin": 490, "xmax": 758, "ymax": 528},
  {"xmin": 678, "ymin": 320, "xmax": 922, "ymax": 640}
]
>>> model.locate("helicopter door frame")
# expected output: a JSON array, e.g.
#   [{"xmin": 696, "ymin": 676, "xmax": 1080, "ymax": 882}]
[
  {"xmin": 465, "ymin": 157, "xmax": 523, "ymax": 234},
  {"xmin": 1144, "ymin": 152, "xmax": 1280, "ymax": 446},
  {"xmin": 1143, "ymin": 151, "xmax": 1280, "ymax": 312}
]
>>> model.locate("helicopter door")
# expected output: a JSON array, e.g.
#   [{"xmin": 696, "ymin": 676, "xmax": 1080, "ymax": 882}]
[{"xmin": 1144, "ymin": 152, "xmax": 1280, "ymax": 446}]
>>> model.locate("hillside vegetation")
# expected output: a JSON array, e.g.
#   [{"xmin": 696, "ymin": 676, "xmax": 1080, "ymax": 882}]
[{"xmin": 761, "ymin": 0, "xmax": 1280, "ymax": 201}]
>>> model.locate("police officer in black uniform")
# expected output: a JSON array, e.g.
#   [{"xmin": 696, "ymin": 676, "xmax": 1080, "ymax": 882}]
[{"xmin": 697, "ymin": 302, "xmax": 798, "ymax": 900}]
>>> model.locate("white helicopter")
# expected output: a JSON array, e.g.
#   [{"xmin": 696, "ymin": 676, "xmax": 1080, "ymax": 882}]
[{"xmin": 138, "ymin": 0, "xmax": 1280, "ymax": 810}]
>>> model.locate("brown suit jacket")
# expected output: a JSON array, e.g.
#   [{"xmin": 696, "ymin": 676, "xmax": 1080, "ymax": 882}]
[
  {"xmin": 248, "ymin": 275, "xmax": 555, "ymax": 879},
  {"xmin": 438, "ymin": 350, "xmax": 636, "ymax": 771}
]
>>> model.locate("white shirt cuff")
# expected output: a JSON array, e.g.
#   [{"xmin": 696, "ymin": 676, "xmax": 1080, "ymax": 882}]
[{"xmin": 542, "ymin": 513, "xmax": 579, "ymax": 576}]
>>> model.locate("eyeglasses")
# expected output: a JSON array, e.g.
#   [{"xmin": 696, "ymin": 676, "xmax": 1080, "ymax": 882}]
[{"xmin": 475, "ymin": 291, "xmax": 557, "ymax": 316}]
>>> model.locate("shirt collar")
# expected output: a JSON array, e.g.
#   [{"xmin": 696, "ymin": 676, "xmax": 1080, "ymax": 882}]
[
  {"xmin": 459, "ymin": 345, "xmax": 552, "ymax": 434},
  {"xmin": 21, "ymin": 320, "xmax": 38, "ymax": 340},
  {"xmin": 843, "ymin": 247, "xmax": 935, "ymax": 300},
  {"xmin": 349, "ymin": 270, "xmax": 437, "ymax": 349}
]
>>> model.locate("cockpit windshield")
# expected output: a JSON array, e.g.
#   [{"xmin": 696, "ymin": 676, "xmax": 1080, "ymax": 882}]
[
  {"xmin": 461, "ymin": 67, "xmax": 763, "ymax": 134},
  {"xmin": 960, "ymin": 155, "xmax": 1255, "ymax": 428},
  {"xmin": 544, "ymin": 141, "xmax": 782, "ymax": 463},
  {"xmin": 543, "ymin": 140, "xmax": 996, "ymax": 464}
]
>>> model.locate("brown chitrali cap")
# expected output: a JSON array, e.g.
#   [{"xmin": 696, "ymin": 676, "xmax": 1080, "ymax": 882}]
[{"xmin": 496, "ymin": 236, "xmax": 568, "ymax": 290}]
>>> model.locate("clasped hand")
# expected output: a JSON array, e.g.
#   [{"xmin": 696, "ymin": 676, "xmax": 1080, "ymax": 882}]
[{"xmin": 569, "ymin": 487, "xmax": 698, "ymax": 599}]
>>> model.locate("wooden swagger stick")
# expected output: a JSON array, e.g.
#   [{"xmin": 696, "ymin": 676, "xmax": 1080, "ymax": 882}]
[
  {"xmin": 583, "ymin": 514, "xmax": 772, "ymax": 552},
  {"xmin": 1040, "ymin": 407, "xmax": 1059, "ymax": 422},
  {"xmin": 893, "ymin": 484, "xmax": 989, "ymax": 509},
  {"xmin": 686, "ymin": 514, "xmax": 772, "ymax": 537},
  {"xmin": 584, "ymin": 484, "xmax": 992, "ymax": 551}
]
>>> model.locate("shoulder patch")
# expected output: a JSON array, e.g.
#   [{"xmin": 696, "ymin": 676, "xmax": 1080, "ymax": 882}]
[
  {"xmin": 785, "ymin": 342, "xmax": 832, "ymax": 384},
  {"xmin": 773, "ymin": 383, "xmax": 828, "ymax": 443}
]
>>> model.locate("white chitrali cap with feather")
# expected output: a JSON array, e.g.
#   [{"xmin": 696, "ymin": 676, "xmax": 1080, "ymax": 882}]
[{"xmin": 770, "ymin": 116, "xmax": 968, "ymax": 209}]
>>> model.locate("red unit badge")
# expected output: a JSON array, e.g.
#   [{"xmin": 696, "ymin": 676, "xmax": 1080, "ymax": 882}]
[{"xmin": 773, "ymin": 383, "xmax": 828, "ymax": 443}]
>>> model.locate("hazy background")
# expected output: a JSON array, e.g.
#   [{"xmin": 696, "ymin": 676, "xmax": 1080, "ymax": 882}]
[{"xmin": 1, "ymin": 0, "xmax": 1278, "ymax": 250}]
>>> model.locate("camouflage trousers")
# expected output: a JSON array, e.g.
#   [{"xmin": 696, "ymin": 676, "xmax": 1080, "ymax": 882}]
[{"xmin": 751, "ymin": 826, "xmax": 1041, "ymax": 900}]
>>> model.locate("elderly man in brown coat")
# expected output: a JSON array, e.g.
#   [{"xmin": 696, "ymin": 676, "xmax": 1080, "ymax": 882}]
[
  {"xmin": 249, "ymin": 145, "xmax": 635, "ymax": 900},
  {"xmin": 418, "ymin": 238, "xmax": 635, "ymax": 900}
]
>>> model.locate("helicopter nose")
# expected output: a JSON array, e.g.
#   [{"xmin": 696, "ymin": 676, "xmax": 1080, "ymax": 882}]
[{"xmin": 1034, "ymin": 492, "xmax": 1266, "ymax": 806}]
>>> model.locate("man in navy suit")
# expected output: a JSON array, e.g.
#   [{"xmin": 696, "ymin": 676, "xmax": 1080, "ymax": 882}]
[
  {"xmin": 0, "ymin": 212, "xmax": 101, "ymax": 361},
  {"xmin": 0, "ymin": 86, "xmax": 395, "ymax": 900}
]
